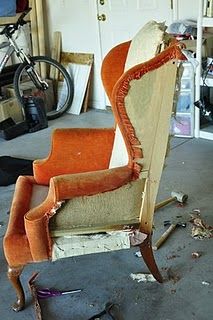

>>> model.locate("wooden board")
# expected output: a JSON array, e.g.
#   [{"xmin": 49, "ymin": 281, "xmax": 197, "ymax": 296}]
[
  {"xmin": 61, "ymin": 52, "xmax": 94, "ymax": 113},
  {"xmin": 50, "ymin": 31, "xmax": 61, "ymax": 80},
  {"xmin": 61, "ymin": 52, "xmax": 94, "ymax": 66},
  {"xmin": 137, "ymin": 61, "xmax": 178, "ymax": 234},
  {"xmin": 30, "ymin": 0, "xmax": 39, "ymax": 56}
]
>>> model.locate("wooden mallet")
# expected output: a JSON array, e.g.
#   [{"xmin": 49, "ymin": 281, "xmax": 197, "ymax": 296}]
[{"xmin": 155, "ymin": 191, "xmax": 188, "ymax": 211}]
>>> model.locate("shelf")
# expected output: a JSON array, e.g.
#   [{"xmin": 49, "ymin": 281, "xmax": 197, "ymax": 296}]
[
  {"xmin": 0, "ymin": 13, "xmax": 30, "ymax": 26},
  {"xmin": 200, "ymin": 74, "xmax": 213, "ymax": 86},
  {"xmin": 202, "ymin": 17, "xmax": 213, "ymax": 27},
  {"xmin": 200, "ymin": 130, "xmax": 213, "ymax": 140},
  {"xmin": 195, "ymin": 0, "xmax": 213, "ymax": 139}
]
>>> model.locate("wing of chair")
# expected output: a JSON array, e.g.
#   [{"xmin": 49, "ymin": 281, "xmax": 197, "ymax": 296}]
[{"xmin": 3, "ymin": 22, "xmax": 185, "ymax": 312}]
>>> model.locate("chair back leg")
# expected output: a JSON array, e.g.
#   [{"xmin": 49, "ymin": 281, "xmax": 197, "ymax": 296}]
[{"xmin": 139, "ymin": 234, "xmax": 163, "ymax": 283}]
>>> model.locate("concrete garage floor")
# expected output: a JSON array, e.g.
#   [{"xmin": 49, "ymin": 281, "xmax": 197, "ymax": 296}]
[{"xmin": 0, "ymin": 109, "xmax": 212, "ymax": 320}]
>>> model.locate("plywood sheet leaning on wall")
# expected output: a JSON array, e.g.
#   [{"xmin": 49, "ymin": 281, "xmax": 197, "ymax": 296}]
[{"xmin": 61, "ymin": 52, "xmax": 94, "ymax": 114}]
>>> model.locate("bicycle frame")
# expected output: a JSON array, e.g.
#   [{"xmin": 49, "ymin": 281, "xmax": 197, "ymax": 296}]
[
  {"xmin": 0, "ymin": 42, "xmax": 14, "ymax": 73},
  {"xmin": 0, "ymin": 33, "xmax": 48, "ymax": 90},
  {"xmin": 0, "ymin": 34, "xmax": 31, "ymax": 73}
]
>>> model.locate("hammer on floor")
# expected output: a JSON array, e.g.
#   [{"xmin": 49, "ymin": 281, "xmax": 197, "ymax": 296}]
[
  {"xmin": 152, "ymin": 220, "xmax": 186, "ymax": 250},
  {"xmin": 154, "ymin": 191, "xmax": 188, "ymax": 212},
  {"xmin": 88, "ymin": 302, "xmax": 124, "ymax": 320}
]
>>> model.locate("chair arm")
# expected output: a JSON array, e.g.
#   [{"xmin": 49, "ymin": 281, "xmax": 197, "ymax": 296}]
[
  {"xmin": 33, "ymin": 128, "xmax": 115, "ymax": 185},
  {"xmin": 50, "ymin": 165, "xmax": 132, "ymax": 200},
  {"xmin": 3, "ymin": 176, "xmax": 36, "ymax": 266},
  {"xmin": 5, "ymin": 176, "xmax": 36, "ymax": 236},
  {"xmin": 24, "ymin": 166, "xmax": 132, "ymax": 262}
]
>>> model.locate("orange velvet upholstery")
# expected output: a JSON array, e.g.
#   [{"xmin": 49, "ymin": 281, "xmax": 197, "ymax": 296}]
[
  {"xmin": 33, "ymin": 128, "xmax": 116, "ymax": 185},
  {"xmin": 101, "ymin": 41, "xmax": 131, "ymax": 102}
]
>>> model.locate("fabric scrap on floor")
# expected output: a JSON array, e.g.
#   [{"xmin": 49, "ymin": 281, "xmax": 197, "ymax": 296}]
[{"xmin": 0, "ymin": 156, "xmax": 33, "ymax": 186}]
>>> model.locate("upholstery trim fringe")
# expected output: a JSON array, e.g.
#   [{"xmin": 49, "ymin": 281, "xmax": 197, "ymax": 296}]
[{"xmin": 111, "ymin": 44, "xmax": 186, "ymax": 179}]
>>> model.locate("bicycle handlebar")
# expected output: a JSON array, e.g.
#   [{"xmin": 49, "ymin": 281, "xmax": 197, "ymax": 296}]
[
  {"xmin": 16, "ymin": 7, "xmax": 32, "ymax": 27},
  {"xmin": 0, "ymin": 8, "xmax": 32, "ymax": 36}
]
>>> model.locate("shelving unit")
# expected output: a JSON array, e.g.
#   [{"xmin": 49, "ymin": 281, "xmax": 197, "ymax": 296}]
[
  {"xmin": 195, "ymin": 0, "xmax": 213, "ymax": 140},
  {"xmin": 0, "ymin": 0, "xmax": 45, "ymax": 58},
  {"xmin": 171, "ymin": 62, "xmax": 195, "ymax": 137}
]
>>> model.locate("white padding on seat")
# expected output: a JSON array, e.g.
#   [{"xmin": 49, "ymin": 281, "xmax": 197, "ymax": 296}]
[
  {"xmin": 52, "ymin": 231, "xmax": 130, "ymax": 261},
  {"xmin": 109, "ymin": 126, "xmax": 129, "ymax": 168},
  {"xmin": 30, "ymin": 184, "xmax": 49, "ymax": 209}
]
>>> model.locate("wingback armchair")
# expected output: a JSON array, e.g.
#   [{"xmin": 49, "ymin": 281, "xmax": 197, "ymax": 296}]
[{"xmin": 3, "ymin": 21, "xmax": 185, "ymax": 312}]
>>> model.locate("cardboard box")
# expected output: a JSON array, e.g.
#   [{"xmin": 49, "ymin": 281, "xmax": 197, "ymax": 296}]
[
  {"xmin": 2, "ymin": 79, "xmax": 55, "ymax": 113},
  {"xmin": 181, "ymin": 32, "xmax": 213, "ymax": 57},
  {"xmin": 0, "ymin": 97, "xmax": 24, "ymax": 122}
]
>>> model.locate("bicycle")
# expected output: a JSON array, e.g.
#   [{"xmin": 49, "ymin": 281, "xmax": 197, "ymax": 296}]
[{"xmin": 0, "ymin": 8, "xmax": 74, "ymax": 120}]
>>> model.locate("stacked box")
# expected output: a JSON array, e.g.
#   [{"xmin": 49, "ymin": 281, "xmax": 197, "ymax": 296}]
[
  {"xmin": 2, "ymin": 79, "xmax": 55, "ymax": 113},
  {"xmin": 0, "ymin": 97, "xmax": 24, "ymax": 122}
]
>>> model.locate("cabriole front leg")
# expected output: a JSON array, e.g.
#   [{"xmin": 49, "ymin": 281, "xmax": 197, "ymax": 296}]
[{"xmin": 7, "ymin": 265, "xmax": 25, "ymax": 312}]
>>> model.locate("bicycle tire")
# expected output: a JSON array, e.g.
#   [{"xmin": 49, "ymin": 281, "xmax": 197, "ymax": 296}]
[{"xmin": 13, "ymin": 55, "xmax": 74, "ymax": 120}]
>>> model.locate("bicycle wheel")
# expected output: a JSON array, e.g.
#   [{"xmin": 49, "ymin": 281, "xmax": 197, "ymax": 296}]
[{"xmin": 13, "ymin": 56, "xmax": 74, "ymax": 120}]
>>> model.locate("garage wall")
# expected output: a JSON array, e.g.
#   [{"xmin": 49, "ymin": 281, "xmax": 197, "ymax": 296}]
[{"xmin": 44, "ymin": 0, "xmax": 199, "ymax": 110}]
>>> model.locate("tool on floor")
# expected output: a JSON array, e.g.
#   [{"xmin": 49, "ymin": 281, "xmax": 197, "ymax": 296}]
[
  {"xmin": 28, "ymin": 273, "xmax": 42, "ymax": 320},
  {"xmin": 37, "ymin": 287, "xmax": 82, "ymax": 299},
  {"xmin": 154, "ymin": 191, "xmax": 188, "ymax": 211},
  {"xmin": 152, "ymin": 220, "xmax": 186, "ymax": 250},
  {"xmin": 88, "ymin": 302, "xmax": 124, "ymax": 320}
]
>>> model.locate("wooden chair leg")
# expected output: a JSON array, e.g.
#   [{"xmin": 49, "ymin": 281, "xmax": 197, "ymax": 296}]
[
  {"xmin": 139, "ymin": 234, "xmax": 163, "ymax": 283},
  {"xmin": 7, "ymin": 265, "xmax": 25, "ymax": 312}
]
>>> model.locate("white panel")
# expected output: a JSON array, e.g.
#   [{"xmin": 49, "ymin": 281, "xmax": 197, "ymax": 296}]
[
  {"xmin": 108, "ymin": 0, "xmax": 128, "ymax": 11},
  {"xmin": 66, "ymin": 63, "xmax": 92, "ymax": 115},
  {"xmin": 137, "ymin": 0, "xmax": 157, "ymax": 10}
]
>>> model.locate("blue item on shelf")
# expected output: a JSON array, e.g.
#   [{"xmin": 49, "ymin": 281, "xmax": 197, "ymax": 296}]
[{"xmin": 0, "ymin": 0, "xmax": 16, "ymax": 17}]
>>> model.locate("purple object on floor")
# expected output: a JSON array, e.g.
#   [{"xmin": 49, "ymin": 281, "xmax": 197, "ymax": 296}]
[{"xmin": 37, "ymin": 288, "xmax": 82, "ymax": 299}]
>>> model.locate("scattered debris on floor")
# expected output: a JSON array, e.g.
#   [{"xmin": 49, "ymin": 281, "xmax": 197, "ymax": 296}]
[
  {"xmin": 191, "ymin": 251, "xmax": 202, "ymax": 259},
  {"xmin": 134, "ymin": 250, "xmax": 142, "ymax": 258},
  {"xmin": 192, "ymin": 208, "xmax": 201, "ymax": 214},
  {"xmin": 165, "ymin": 267, "xmax": 181, "ymax": 284},
  {"xmin": 28, "ymin": 273, "xmax": 42, "ymax": 320},
  {"xmin": 166, "ymin": 253, "xmax": 180, "ymax": 260},
  {"xmin": 190, "ymin": 212, "xmax": 213, "ymax": 240},
  {"xmin": 202, "ymin": 281, "xmax": 210, "ymax": 286},
  {"xmin": 129, "ymin": 230, "xmax": 147, "ymax": 246},
  {"xmin": 170, "ymin": 289, "xmax": 176, "ymax": 294},
  {"xmin": 130, "ymin": 273, "xmax": 156, "ymax": 283}
]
